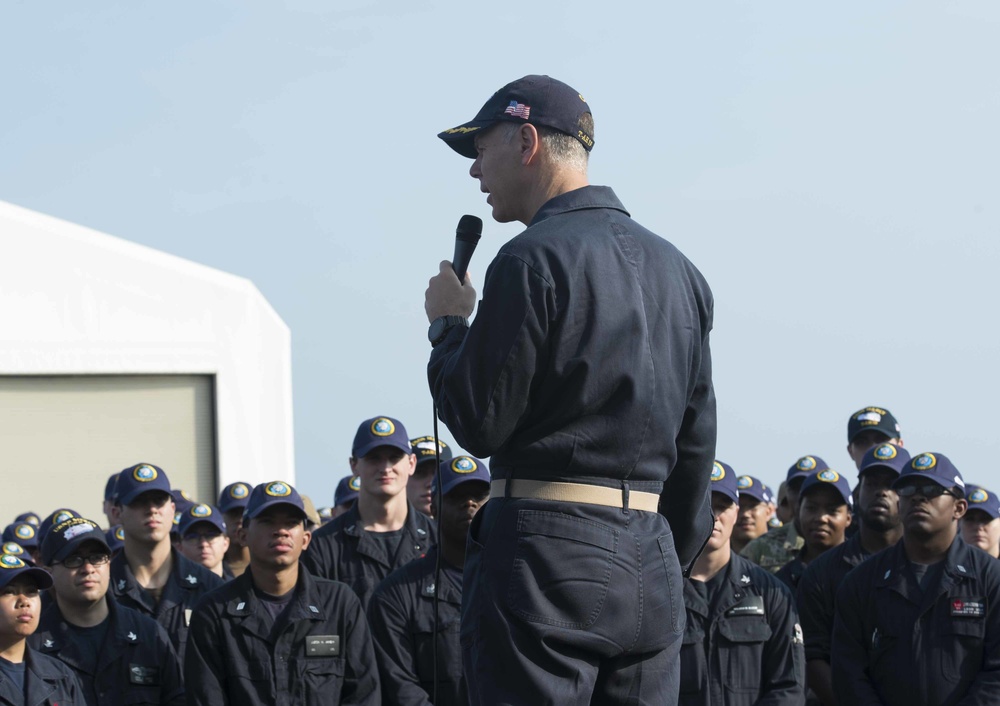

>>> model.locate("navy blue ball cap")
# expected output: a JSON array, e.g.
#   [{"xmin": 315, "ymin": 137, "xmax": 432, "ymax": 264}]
[
  {"xmin": 3, "ymin": 523, "xmax": 39, "ymax": 550},
  {"xmin": 710, "ymin": 461, "xmax": 739, "ymax": 505},
  {"xmin": 106, "ymin": 525, "xmax": 125, "ymax": 553},
  {"xmin": 243, "ymin": 481, "xmax": 307, "ymax": 521},
  {"xmin": 433, "ymin": 456, "xmax": 490, "ymax": 497},
  {"xmin": 15, "ymin": 513, "xmax": 40, "ymax": 527},
  {"xmin": 116, "ymin": 463, "xmax": 172, "ymax": 506},
  {"xmin": 859, "ymin": 443, "xmax": 911, "ymax": 477},
  {"xmin": 104, "ymin": 473, "xmax": 119, "ymax": 503},
  {"xmin": 38, "ymin": 509, "xmax": 80, "ymax": 545},
  {"xmin": 736, "ymin": 475, "xmax": 773, "ymax": 504},
  {"xmin": 438, "ymin": 75, "xmax": 595, "ymax": 159},
  {"xmin": 800, "ymin": 469, "xmax": 854, "ymax": 509},
  {"xmin": 40, "ymin": 516, "xmax": 109, "ymax": 566},
  {"xmin": 2, "ymin": 542, "xmax": 26, "ymax": 558},
  {"xmin": 171, "ymin": 490, "xmax": 195, "ymax": 515},
  {"xmin": 333, "ymin": 475, "xmax": 361, "ymax": 507},
  {"xmin": 217, "ymin": 482, "xmax": 252, "ymax": 513},
  {"xmin": 0, "ymin": 553, "xmax": 52, "ymax": 590},
  {"xmin": 848, "ymin": 406, "xmax": 901, "ymax": 443},
  {"xmin": 177, "ymin": 504, "xmax": 226, "ymax": 537},
  {"xmin": 893, "ymin": 452, "xmax": 965, "ymax": 494},
  {"xmin": 353, "ymin": 416, "xmax": 412, "ymax": 458},
  {"xmin": 410, "ymin": 436, "xmax": 453, "ymax": 465},
  {"xmin": 787, "ymin": 455, "xmax": 829, "ymax": 482},
  {"xmin": 965, "ymin": 485, "xmax": 1000, "ymax": 519}
]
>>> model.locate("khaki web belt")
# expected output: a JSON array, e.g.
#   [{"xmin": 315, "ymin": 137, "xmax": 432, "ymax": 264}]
[{"xmin": 491, "ymin": 479, "xmax": 660, "ymax": 512}]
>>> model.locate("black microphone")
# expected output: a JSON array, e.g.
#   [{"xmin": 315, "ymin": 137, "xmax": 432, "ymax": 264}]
[{"xmin": 452, "ymin": 215, "xmax": 483, "ymax": 283}]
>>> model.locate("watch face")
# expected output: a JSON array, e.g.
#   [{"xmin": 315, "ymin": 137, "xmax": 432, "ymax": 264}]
[{"xmin": 428, "ymin": 318, "xmax": 446, "ymax": 344}]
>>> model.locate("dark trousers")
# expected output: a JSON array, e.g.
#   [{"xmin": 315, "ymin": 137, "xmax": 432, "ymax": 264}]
[{"xmin": 462, "ymin": 495, "xmax": 685, "ymax": 705}]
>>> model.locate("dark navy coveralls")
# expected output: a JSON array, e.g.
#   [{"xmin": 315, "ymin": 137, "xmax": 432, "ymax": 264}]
[
  {"xmin": 796, "ymin": 531, "xmax": 868, "ymax": 667},
  {"xmin": 0, "ymin": 648, "xmax": 84, "ymax": 706},
  {"xmin": 184, "ymin": 565, "xmax": 380, "ymax": 706},
  {"xmin": 680, "ymin": 553, "xmax": 805, "ymax": 706},
  {"xmin": 302, "ymin": 502, "xmax": 435, "ymax": 610},
  {"xmin": 31, "ymin": 596, "xmax": 183, "ymax": 705},
  {"xmin": 367, "ymin": 546, "xmax": 465, "ymax": 705},
  {"xmin": 775, "ymin": 550, "xmax": 808, "ymax": 593},
  {"xmin": 109, "ymin": 548, "xmax": 223, "ymax": 667},
  {"xmin": 428, "ymin": 186, "xmax": 717, "ymax": 704},
  {"xmin": 832, "ymin": 537, "xmax": 1000, "ymax": 705}
]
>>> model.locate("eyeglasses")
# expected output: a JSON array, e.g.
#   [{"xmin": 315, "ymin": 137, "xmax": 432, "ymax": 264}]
[
  {"xmin": 182, "ymin": 532, "xmax": 224, "ymax": 544},
  {"xmin": 55, "ymin": 553, "xmax": 111, "ymax": 569},
  {"xmin": 897, "ymin": 484, "xmax": 958, "ymax": 499}
]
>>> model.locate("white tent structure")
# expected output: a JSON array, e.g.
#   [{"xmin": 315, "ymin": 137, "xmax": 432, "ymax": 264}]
[{"xmin": 0, "ymin": 200, "xmax": 293, "ymax": 527}]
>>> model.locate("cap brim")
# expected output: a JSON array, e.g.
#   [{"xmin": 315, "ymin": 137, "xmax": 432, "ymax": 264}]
[
  {"xmin": 437, "ymin": 119, "xmax": 498, "ymax": 159},
  {"xmin": 437, "ymin": 475, "xmax": 491, "ymax": 497},
  {"xmin": 892, "ymin": 472, "xmax": 952, "ymax": 490},
  {"xmin": 353, "ymin": 440, "xmax": 414, "ymax": 460},
  {"xmin": 858, "ymin": 462, "xmax": 902, "ymax": 478},
  {"xmin": 711, "ymin": 489, "xmax": 739, "ymax": 506},
  {"xmin": 244, "ymin": 500, "xmax": 308, "ymax": 521},
  {"xmin": 1, "ymin": 566, "xmax": 53, "ymax": 590},
  {"xmin": 118, "ymin": 487, "xmax": 172, "ymax": 507},
  {"xmin": 49, "ymin": 531, "xmax": 111, "ymax": 566}
]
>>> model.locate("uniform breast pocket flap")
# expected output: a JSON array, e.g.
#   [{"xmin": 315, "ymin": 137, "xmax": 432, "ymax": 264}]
[{"xmin": 718, "ymin": 615, "xmax": 772, "ymax": 644}]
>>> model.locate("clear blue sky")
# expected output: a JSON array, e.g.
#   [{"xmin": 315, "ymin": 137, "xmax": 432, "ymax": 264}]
[{"xmin": 2, "ymin": 1, "xmax": 998, "ymax": 503}]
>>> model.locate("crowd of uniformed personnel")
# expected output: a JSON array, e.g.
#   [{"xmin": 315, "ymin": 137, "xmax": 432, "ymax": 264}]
[{"xmin": 2, "ymin": 406, "xmax": 998, "ymax": 705}]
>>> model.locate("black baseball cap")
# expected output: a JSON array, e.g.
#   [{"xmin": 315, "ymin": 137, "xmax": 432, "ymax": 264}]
[
  {"xmin": 104, "ymin": 473, "xmax": 119, "ymax": 503},
  {"xmin": 0, "ymin": 553, "xmax": 52, "ymax": 590},
  {"xmin": 217, "ymin": 482, "xmax": 252, "ymax": 514},
  {"xmin": 177, "ymin": 504, "xmax": 226, "ymax": 537},
  {"xmin": 800, "ymin": 469, "xmax": 854, "ymax": 509},
  {"xmin": 15, "ymin": 512, "xmax": 40, "ymax": 527},
  {"xmin": 243, "ymin": 481, "xmax": 307, "ymax": 521},
  {"xmin": 41, "ymin": 517, "xmax": 110, "ymax": 566},
  {"xmin": 410, "ymin": 436, "xmax": 452, "ymax": 466},
  {"xmin": 858, "ymin": 443, "xmax": 911, "ymax": 477},
  {"xmin": 710, "ymin": 461, "xmax": 739, "ymax": 505},
  {"xmin": 893, "ymin": 452, "xmax": 965, "ymax": 494},
  {"xmin": 433, "ymin": 456, "xmax": 491, "ymax": 497},
  {"xmin": 116, "ymin": 463, "xmax": 172, "ymax": 505},
  {"xmin": 333, "ymin": 475, "xmax": 361, "ymax": 507},
  {"xmin": 736, "ymin": 475, "xmax": 773, "ymax": 504},
  {"xmin": 787, "ymin": 455, "xmax": 830, "ymax": 483},
  {"xmin": 38, "ymin": 509, "xmax": 80, "ymax": 544},
  {"xmin": 3, "ymin": 523, "xmax": 39, "ymax": 550},
  {"xmin": 848, "ymin": 406, "xmax": 901, "ymax": 443},
  {"xmin": 438, "ymin": 75, "xmax": 594, "ymax": 159},
  {"xmin": 353, "ymin": 416, "xmax": 412, "ymax": 458},
  {"xmin": 965, "ymin": 485, "xmax": 1000, "ymax": 520}
]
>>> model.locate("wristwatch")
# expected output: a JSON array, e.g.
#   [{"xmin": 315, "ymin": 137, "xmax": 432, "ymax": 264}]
[{"xmin": 428, "ymin": 316, "xmax": 469, "ymax": 346}]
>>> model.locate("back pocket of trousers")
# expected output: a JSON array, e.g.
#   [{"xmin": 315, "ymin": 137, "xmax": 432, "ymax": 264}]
[{"xmin": 507, "ymin": 510, "xmax": 618, "ymax": 629}]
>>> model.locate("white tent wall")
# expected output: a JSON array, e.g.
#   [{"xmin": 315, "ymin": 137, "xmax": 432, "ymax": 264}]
[{"xmin": 0, "ymin": 200, "xmax": 293, "ymax": 526}]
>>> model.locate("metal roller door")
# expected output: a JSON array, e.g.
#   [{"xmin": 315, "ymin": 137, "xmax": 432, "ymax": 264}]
[{"xmin": 0, "ymin": 374, "xmax": 217, "ymax": 529}]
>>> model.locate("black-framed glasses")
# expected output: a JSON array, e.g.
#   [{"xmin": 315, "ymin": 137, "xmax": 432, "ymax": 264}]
[
  {"xmin": 55, "ymin": 553, "xmax": 111, "ymax": 569},
  {"xmin": 897, "ymin": 484, "xmax": 957, "ymax": 499}
]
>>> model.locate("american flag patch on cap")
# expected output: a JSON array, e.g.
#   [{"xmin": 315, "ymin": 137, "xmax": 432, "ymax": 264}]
[{"xmin": 503, "ymin": 101, "xmax": 530, "ymax": 119}]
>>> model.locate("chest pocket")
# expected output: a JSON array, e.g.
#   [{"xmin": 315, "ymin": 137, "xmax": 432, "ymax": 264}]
[
  {"xmin": 939, "ymin": 601, "xmax": 986, "ymax": 684},
  {"xmin": 717, "ymin": 616, "xmax": 772, "ymax": 692},
  {"xmin": 300, "ymin": 656, "xmax": 345, "ymax": 706}
]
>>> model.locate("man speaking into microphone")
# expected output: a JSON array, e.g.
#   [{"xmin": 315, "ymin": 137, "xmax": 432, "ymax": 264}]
[{"xmin": 424, "ymin": 75, "xmax": 716, "ymax": 705}]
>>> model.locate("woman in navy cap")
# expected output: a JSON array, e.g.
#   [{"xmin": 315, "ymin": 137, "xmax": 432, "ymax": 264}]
[{"xmin": 0, "ymin": 552, "xmax": 84, "ymax": 704}]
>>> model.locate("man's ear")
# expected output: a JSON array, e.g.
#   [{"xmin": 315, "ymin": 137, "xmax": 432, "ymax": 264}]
[{"xmin": 519, "ymin": 123, "xmax": 541, "ymax": 165}]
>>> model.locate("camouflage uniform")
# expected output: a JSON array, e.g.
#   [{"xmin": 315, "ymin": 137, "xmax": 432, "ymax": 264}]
[{"xmin": 740, "ymin": 522, "xmax": 803, "ymax": 574}]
